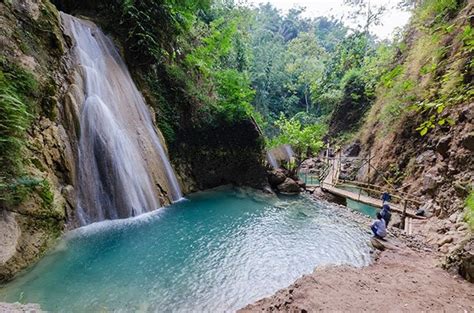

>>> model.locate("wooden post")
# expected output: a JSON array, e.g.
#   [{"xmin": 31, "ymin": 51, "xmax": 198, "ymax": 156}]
[
  {"xmin": 402, "ymin": 199, "xmax": 408, "ymax": 231},
  {"xmin": 338, "ymin": 153, "xmax": 341, "ymax": 185},
  {"xmin": 326, "ymin": 143, "xmax": 330, "ymax": 165},
  {"xmin": 367, "ymin": 151, "xmax": 371, "ymax": 183}
]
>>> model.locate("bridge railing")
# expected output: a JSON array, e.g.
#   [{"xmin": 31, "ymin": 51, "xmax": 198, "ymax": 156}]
[
  {"xmin": 335, "ymin": 180, "xmax": 423, "ymax": 219},
  {"xmin": 298, "ymin": 162, "xmax": 331, "ymax": 186}
]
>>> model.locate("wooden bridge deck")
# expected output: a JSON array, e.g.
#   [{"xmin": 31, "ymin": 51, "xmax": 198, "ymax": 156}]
[{"xmin": 305, "ymin": 153, "xmax": 422, "ymax": 219}]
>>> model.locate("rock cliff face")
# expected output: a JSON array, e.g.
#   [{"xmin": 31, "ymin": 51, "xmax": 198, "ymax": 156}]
[
  {"xmin": 0, "ymin": 0, "xmax": 265, "ymax": 282},
  {"xmin": 0, "ymin": 0, "xmax": 72, "ymax": 282},
  {"xmin": 171, "ymin": 118, "xmax": 266, "ymax": 192},
  {"xmin": 354, "ymin": 1, "xmax": 473, "ymax": 279}
]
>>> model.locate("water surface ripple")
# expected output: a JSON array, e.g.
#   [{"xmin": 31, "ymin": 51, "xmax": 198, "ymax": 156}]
[{"xmin": 0, "ymin": 188, "xmax": 371, "ymax": 312}]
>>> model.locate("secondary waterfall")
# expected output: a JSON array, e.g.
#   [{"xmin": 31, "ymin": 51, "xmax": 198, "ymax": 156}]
[
  {"xmin": 266, "ymin": 151, "xmax": 278, "ymax": 168},
  {"xmin": 283, "ymin": 144, "xmax": 294, "ymax": 160},
  {"xmin": 266, "ymin": 144, "xmax": 294, "ymax": 169},
  {"xmin": 63, "ymin": 14, "xmax": 182, "ymax": 224}
]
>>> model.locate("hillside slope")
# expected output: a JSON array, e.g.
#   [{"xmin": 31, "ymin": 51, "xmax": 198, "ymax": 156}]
[{"xmin": 356, "ymin": 0, "xmax": 473, "ymax": 276}]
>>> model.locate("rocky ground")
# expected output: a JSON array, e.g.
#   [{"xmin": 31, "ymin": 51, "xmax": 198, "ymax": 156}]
[
  {"xmin": 240, "ymin": 191, "xmax": 474, "ymax": 312},
  {"xmin": 267, "ymin": 168, "xmax": 306, "ymax": 195},
  {"xmin": 0, "ymin": 302, "xmax": 42, "ymax": 313}
]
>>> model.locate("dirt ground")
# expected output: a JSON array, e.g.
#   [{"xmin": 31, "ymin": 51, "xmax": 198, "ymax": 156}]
[{"xmin": 239, "ymin": 230, "xmax": 474, "ymax": 312}]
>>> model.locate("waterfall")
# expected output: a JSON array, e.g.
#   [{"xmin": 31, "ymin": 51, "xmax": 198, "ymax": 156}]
[
  {"xmin": 283, "ymin": 144, "xmax": 294, "ymax": 160},
  {"xmin": 266, "ymin": 151, "xmax": 278, "ymax": 168},
  {"xmin": 267, "ymin": 145, "xmax": 294, "ymax": 169},
  {"xmin": 63, "ymin": 14, "xmax": 182, "ymax": 224}
]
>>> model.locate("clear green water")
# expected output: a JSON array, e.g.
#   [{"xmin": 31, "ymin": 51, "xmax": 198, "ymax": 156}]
[
  {"xmin": 0, "ymin": 187, "xmax": 371, "ymax": 312},
  {"xmin": 346, "ymin": 199, "xmax": 378, "ymax": 218},
  {"xmin": 337, "ymin": 185, "xmax": 379, "ymax": 218},
  {"xmin": 298, "ymin": 173, "xmax": 320, "ymax": 185}
]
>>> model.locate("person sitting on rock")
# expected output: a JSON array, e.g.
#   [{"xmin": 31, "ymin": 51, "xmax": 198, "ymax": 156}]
[
  {"xmin": 371, "ymin": 212, "xmax": 387, "ymax": 239},
  {"xmin": 380, "ymin": 204, "xmax": 392, "ymax": 227}
]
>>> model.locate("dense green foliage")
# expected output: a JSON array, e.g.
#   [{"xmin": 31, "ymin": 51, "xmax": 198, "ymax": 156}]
[
  {"xmin": 187, "ymin": 1, "xmax": 398, "ymax": 152},
  {"xmin": 364, "ymin": 0, "xmax": 472, "ymax": 137},
  {"xmin": 4, "ymin": 0, "xmax": 469, "ymax": 194},
  {"xmin": 0, "ymin": 59, "xmax": 35, "ymax": 202},
  {"xmin": 269, "ymin": 113, "xmax": 327, "ymax": 158},
  {"xmin": 0, "ymin": 59, "xmax": 57, "ymax": 208},
  {"xmin": 57, "ymin": 0, "xmax": 470, "ymax": 158},
  {"xmin": 0, "ymin": 62, "xmax": 34, "ymax": 169}
]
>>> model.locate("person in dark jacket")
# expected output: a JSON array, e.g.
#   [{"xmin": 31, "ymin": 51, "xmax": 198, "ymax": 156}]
[
  {"xmin": 381, "ymin": 192, "xmax": 391, "ymax": 204},
  {"xmin": 380, "ymin": 204, "xmax": 392, "ymax": 227}
]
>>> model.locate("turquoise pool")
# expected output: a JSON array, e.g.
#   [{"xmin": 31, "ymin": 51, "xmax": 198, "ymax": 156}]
[{"xmin": 0, "ymin": 187, "xmax": 371, "ymax": 312}]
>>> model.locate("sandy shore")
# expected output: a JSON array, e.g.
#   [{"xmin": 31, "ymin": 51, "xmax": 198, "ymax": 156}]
[{"xmin": 239, "ymin": 196, "xmax": 474, "ymax": 312}]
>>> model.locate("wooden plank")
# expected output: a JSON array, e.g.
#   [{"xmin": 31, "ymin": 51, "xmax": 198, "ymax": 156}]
[
  {"xmin": 304, "ymin": 152, "xmax": 425, "ymax": 220},
  {"xmin": 322, "ymin": 185, "xmax": 424, "ymax": 219}
]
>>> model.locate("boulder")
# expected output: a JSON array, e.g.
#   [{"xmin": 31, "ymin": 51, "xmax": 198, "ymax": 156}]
[
  {"xmin": 459, "ymin": 103, "xmax": 474, "ymax": 122},
  {"xmin": 391, "ymin": 214, "xmax": 403, "ymax": 229},
  {"xmin": 300, "ymin": 158, "xmax": 316, "ymax": 169},
  {"xmin": 416, "ymin": 150, "xmax": 437, "ymax": 164},
  {"xmin": 262, "ymin": 185, "xmax": 276, "ymax": 195},
  {"xmin": 268, "ymin": 169, "xmax": 286, "ymax": 187},
  {"xmin": 343, "ymin": 141, "xmax": 361, "ymax": 157},
  {"xmin": 459, "ymin": 253, "xmax": 474, "ymax": 283},
  {"xmin": 422, "ymin": 174, "xmax": 439, "ymax": 192},
  {"xmin": 437, "ymin": 235, "xmax": 454, "ymax": 247},
  {"xmin": 461, "ymin": 132, "xmax": 474, "ymax": 151},
  {"xmin": 277, "ymin": 178, "xmax": 300, "ymax": 194},
  {"xmin": 370, "ymin": 237, "xmax": 386, "ymax": 251},
  {"xmin": 448, "ymin": 212, "xmax": 459, "ymax": 224},
  {"xmin": 435, "ymin": 135, "xmax": 451, "ymax": 157},
  {"xmin": 296, "ymin": 179, "xmax": 306, "ymax": 188}
]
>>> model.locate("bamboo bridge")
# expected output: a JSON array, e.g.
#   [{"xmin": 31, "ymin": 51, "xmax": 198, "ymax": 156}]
[{"xmin": 301, "ymin": 152, "xmax": 426, "ymax": 233}]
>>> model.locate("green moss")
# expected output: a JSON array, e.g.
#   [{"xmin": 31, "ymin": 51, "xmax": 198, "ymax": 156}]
[
  {"xmin": 40, "ymin": 77, "xmax": 59, "ymax": 119},
  {"xmin": 38, "ymin": 180, "xmax": 54, "ymax": 210},
  {"xmin": 368, "ymin": 0, "xmax": 471, "ymax": 138},
  {"xmin": 0, "ymin": 177, "xmax": 42, "ymax": 205},
  {"xmin": 30, "ymin": 157, "xmax": 46, "ymax": 172}
]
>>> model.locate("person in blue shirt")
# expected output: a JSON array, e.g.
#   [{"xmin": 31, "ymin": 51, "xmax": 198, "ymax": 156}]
[
  {"xmin": 380, "ymin": 204, "xmax": 392, "ymax": 227},
  {"xmin": 381, "ymin": 192, "xmax": 391, "ymax": 204},
  {"xmin": 371, "ymin": 212, "xmax": 387, "ymax": 239}
]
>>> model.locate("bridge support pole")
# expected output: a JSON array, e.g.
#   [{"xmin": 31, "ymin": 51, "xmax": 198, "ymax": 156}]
[
  {"xmin": 401, "ymin": 199, "xmax": 408, "ymax": 231},
  {"xmin": 367, "ymin": 151, "xmax": 371, "ymax": 183}
]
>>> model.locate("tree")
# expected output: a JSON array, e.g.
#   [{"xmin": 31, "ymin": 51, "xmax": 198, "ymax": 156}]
[
  {"xmin": 285, "ymin": 32, "xmax": 326, "ymax": 113},
  {"xmin": 343, "ymin": 0, "xmax": 387, "ymax": 34},
  {"xmin": 269, "ymin": 113, "xmax": 327, "ymax": 159}
]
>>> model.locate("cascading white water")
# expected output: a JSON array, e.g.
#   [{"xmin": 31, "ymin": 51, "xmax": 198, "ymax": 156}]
[
  {"xmin": 266, "ymin": 151, "xmax": 279, "ymax": 168},
  {"xmin": 283, "ymin": 144, "xmax": 294, "ymax": 160},
  {"xmin": 63, "ymin": 14, "xmax": 182, "ymax": 224},
  {"xmin": 266, "ymin": 144, "xmax": 294, "ymax": 169}
]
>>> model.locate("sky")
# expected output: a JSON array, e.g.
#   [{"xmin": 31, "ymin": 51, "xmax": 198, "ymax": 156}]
[{"xmin": 244, "ymin": 0, "xmax": 412, "ymax": 40}]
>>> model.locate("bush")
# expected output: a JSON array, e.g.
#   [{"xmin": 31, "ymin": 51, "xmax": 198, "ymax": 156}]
[
  {"xmin": 418, "ymin": 0, "xmax": 460, "ymax": 25},
  {"xmin": 268, "ymin": 113, "xmax": 327, "ymax": 158}
]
